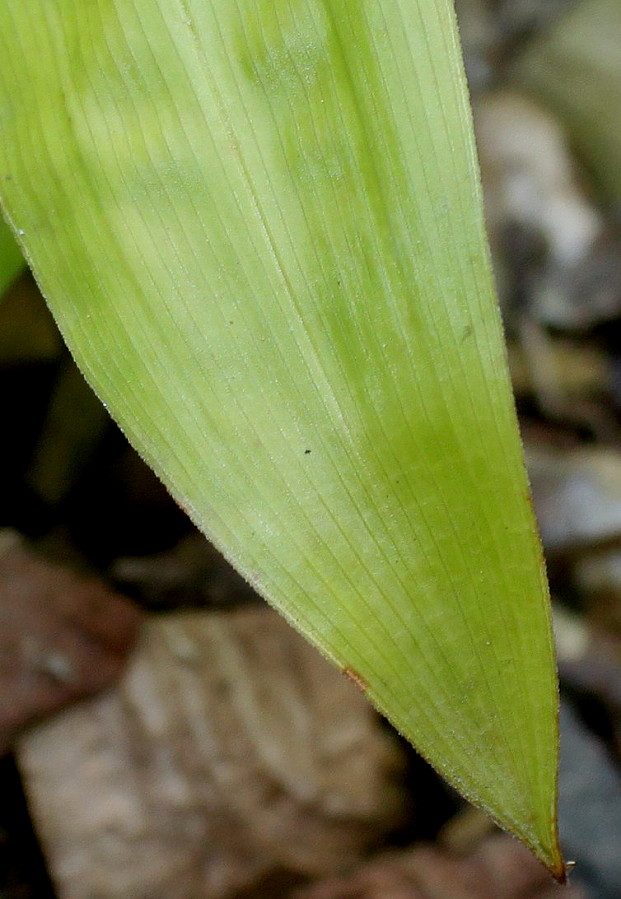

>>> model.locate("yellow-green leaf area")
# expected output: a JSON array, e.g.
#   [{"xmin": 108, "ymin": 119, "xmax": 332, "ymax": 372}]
[{"xmin": 0, "ymin": 0, "xmax": 562, "ymax": 875}]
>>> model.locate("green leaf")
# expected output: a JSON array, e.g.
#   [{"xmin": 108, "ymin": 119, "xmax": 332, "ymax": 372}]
[
  {"xmin": 0, "ymin": 214, "xmax": 24, "ymax": 298},
  {"xmin": 0, "ymin": 0, "xmax": 562, "ymax": 875}
]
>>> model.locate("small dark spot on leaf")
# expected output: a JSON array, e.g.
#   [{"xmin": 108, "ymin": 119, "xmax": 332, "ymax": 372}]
[
  {"xmin": 461, "ymin": 323, "xmax": 474, "ymax": 343},
  {"xmin": 304, "ymin": 449, "xmax": 311, "ymax": 455}
]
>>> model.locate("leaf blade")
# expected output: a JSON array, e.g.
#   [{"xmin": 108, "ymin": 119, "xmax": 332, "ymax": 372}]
[{"xmin": 0, "ymin": 0, "xmax": 561, "ymax": 873}]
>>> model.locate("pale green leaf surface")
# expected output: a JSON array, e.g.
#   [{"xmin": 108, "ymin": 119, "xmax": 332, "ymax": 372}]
[
  {"xmin": 0, "ymin": 0, "xmax": 561, "ymax": 874},
  {"xmin": 0, "ymin": 214, "xmax": 24, "ymax": 298}
]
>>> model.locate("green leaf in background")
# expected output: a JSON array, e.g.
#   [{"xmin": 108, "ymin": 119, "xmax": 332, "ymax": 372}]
[
  {"xmin": 516, "ymin": 0, "xmax": 621, "ymax": 204},
  {"xmin": 0, "ymin": 0, "xmax": 563, "ymax": 876},
  {"xmin": 0, "ymin": 214, "xmax": 24, "ymax": 298}
]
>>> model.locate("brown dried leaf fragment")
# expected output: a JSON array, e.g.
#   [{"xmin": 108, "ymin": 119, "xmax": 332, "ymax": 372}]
[
  {"xmin": 18, "ymin": 608, "xmax": 406, "ymax": 899},
  {"xmin": 0, "ymin": 530, "xmax": 142, "ymax": 754},
  {"xmin": 294, "ymin": 835, "xmax": 585, "ymax": 899}
]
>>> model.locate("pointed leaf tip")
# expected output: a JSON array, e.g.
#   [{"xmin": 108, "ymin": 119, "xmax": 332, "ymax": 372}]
[{"xmin": 0, "ymin": 0, "xmax": 561, "ymax": 868}]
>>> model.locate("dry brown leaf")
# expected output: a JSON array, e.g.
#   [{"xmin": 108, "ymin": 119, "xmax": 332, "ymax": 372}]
[
  {"xmin": 18, "ymin": 608, "xmax": 406, "ymax": 899},
  {"xmin": 293, "ymin": 835, "xmax": 585, "ymax": 899}
]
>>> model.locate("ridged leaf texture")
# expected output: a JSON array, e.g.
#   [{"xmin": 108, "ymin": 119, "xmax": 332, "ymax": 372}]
[{"xmin": 0, "ymin": 0, "xmax": 562, "ymax": 875}]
